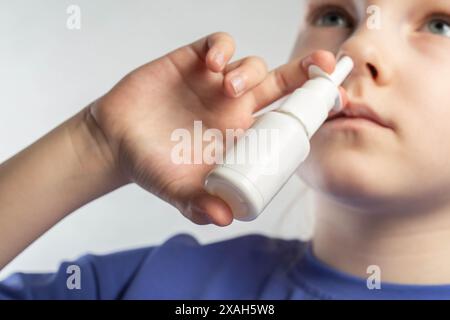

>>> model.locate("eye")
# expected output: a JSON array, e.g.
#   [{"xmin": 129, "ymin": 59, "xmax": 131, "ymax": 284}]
[
  {"xmin": 312, "ymin": 7, "xmax": 353, "ymax": 28},
  {"xmin": 425, "ymin": 18, "xmax": 450, "ymax": 38}
]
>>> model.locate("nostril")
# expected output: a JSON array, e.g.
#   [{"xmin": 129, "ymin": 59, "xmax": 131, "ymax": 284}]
[{"xmin": 367, "ymin": 63, "xmax": 378, "ymax": 79}]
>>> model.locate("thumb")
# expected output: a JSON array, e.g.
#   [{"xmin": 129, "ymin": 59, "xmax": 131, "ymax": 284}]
[{"xmin": 182, "ymin": 189, "xmax": 234, "ymax": 227}]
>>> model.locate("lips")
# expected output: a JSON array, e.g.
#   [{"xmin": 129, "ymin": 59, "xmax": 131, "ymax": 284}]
[{"xmin": 325, "ymin": 101, "xmax": 392, "ymax": 130}]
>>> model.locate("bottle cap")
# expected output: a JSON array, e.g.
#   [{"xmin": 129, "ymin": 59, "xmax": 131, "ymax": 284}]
[
  {"xmin": 308, "ymin": 56, "xmax": 354, "ymax": 86},
  {"xmin": 308, "ymin": 56, "xmax": 354, "ymax": 112}
]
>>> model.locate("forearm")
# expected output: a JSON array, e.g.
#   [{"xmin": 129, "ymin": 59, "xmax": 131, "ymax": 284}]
[{"xmin": 0, "ymin": 105, "xmax": 128, "ymax": 268}]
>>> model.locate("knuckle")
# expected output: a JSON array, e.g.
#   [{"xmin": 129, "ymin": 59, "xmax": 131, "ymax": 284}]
[
  {"xmin": 245, "ymin": 56, "xmax": 268, "ymax": 77},
  {"xmin": 211, "ymin": 31, "xmax": 235, "ymax": 46},
  {"xmin": 273, "ymin": 69, "xmax": 290, "ymax": 95},
  {"xmin": 215, "ymin": 31, "xmax": 233, "ymax": 40}
]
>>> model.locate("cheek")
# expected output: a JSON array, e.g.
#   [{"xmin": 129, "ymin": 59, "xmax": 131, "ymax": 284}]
[
  {"xmin": 398, "ymin": 94, "xmax": 450, "ymax": 186},
  {"xmin": 292, "ymin": 29, "xmax": 350, "ymax": 58},
  {"xmin": 398, "ymin": 70, "xmax": 450, "ymax": 161}
]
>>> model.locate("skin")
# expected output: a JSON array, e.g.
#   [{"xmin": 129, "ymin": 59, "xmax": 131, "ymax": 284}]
[
  {"xmin": 0, "ymin": 32, "xmax": 344, "ymax": 269},
  {"xmin": 294, "ymin": 0, "xmax": 450, "ymax": 284}
]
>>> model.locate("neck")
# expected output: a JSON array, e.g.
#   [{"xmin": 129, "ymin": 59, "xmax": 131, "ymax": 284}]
[{"xmin": 312, "ymin": 192, "xmax": 450, "ymax": 285}]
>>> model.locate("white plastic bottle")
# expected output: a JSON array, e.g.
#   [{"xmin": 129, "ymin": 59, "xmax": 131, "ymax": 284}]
[{"xmin": 204, "ymin": 56, "xmax": 354, "ymax": 221}]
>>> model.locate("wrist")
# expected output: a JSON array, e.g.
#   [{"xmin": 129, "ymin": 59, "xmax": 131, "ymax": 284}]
[
  {"xmin": 0, "ymin": 106, "xmax": 130, "ymax": 267},
  {"xmin": 67, "ymin": 105, "xmax": 130, "ymax": 191}
]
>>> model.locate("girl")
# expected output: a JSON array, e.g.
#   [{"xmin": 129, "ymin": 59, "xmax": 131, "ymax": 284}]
[{"xmin": 2, "ymin": 0, "xmax": 450, "ymax": 299}]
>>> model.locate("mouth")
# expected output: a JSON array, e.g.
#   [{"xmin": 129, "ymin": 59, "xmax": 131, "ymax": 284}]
[{"xmin": 325, "ymin": 101, "xmax": 393, "ymax": 130}]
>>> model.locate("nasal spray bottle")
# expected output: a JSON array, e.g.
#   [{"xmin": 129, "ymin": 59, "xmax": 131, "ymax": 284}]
[{"xmin": 204, "ymin": 56, "xmax": 354, "ymax": 221}]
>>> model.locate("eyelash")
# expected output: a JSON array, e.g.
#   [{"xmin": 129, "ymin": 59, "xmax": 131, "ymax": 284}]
[
  {"xmin": 421, "ymin": 14, "xmax": 450, "ymax": 38},
  {"xmin": 308, "ymin": 5, "xmax": 355, "ymax": 29},
  {"xmin": 309, "ymin": 6, "xmax": 450, "ymax": 38}
]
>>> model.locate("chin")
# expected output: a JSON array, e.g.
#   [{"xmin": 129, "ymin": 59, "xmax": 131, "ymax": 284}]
[{"xmin": 298, "ymin": 150, "xmax": 399, "ymax": 210}]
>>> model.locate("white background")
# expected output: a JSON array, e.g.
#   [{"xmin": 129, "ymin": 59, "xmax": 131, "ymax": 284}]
[{"xmin": 0, "ymin": 0, "xmax": 312, "ymax": 280}]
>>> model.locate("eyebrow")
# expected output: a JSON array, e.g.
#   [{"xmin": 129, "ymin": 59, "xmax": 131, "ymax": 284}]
[
  {"xmin": 306, "ymin": 0, "xmax": 360, "ymax": 19},
  {"xmin": 306, "ymin": 0, "xmax": 358, "ymax": 13}
]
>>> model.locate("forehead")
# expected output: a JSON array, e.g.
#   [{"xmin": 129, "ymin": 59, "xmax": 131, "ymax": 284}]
[
  {"xmin": 305, "ymin": 0, "xmax": 399, "ymax": 14},
  {"xmin": 305, "ymin": 0, "xmax": 366, "ymax": 11}
]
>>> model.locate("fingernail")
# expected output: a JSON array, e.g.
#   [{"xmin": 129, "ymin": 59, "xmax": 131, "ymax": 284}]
[
  {"xmin": 213, "ymin": 51, "xmax": 224, "ymax": 69},
  {"xmin": 230, "ymin": 73, "xmax": 245, "ymax": 96}
]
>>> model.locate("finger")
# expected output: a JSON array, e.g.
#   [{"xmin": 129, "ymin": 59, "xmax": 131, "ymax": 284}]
[
  {"xmin": 222, "ymin": 56, "xmax": 268, "ymax": 98},
  {"xmin": 188, "ymin": 32, "xmax": 236, "ymax": 73},
  {"xmin": 300, "ymin": 50, "xmax": 336, "ymax": 75},
  {"xmin": 327, "ymin": 87, "xmax": 349, "ymax": 119},
  {"xmin": 183, "ymin": 190, "xmax": 234, "ymax": 227},
  {"xmin": 251, "ymin": 50, "xmax": 336, "ymax": 113},
  {"xmin": 339, "ymin": 86, "xmax": 349, "ymax": 108}
]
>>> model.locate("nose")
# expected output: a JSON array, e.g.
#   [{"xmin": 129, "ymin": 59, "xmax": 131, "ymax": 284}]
[{"xmin": 337, "ymin": 29, "xmax": 393, "ymax": 87}]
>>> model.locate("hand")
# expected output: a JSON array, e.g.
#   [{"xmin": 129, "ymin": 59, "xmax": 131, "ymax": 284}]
[{"xmin": 89, "ymin": 32, "xmax": 346, "ymax": 226}]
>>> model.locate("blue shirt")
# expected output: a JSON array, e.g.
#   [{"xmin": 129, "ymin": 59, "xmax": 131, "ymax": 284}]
[{"xmin": 1, "ymin": 233, "xmax": 450, "ymax": 300}]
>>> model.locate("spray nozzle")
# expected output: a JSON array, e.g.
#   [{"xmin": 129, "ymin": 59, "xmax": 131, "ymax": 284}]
[
  {"xmin": 308, "ymin": 56, "xmax": 354, "ymax": 86},
  {"xmin": 307, "ymin": 56, "xmax": 354, "ymax": 112}
]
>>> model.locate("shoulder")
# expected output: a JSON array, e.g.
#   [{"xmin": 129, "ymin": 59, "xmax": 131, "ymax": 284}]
[
  {"xmin": 150, "ymin": 232, "xmax": 305, "ymax": 269},
  {"xmin": 159, "ymin": 232, "xmax": 303, "ymax": 259},
  {"xmin": 0, "ymin": 233, "xmax": 307, "ymax": 300},
  {"xmin": 122, "ymin": 233, "xmax": 307, "ymax": 299}
]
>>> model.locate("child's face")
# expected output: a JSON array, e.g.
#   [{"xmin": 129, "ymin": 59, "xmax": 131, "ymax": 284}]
[{"xmin": 294, "ymin": 0, "xmax": 450, "ymax": 213}]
